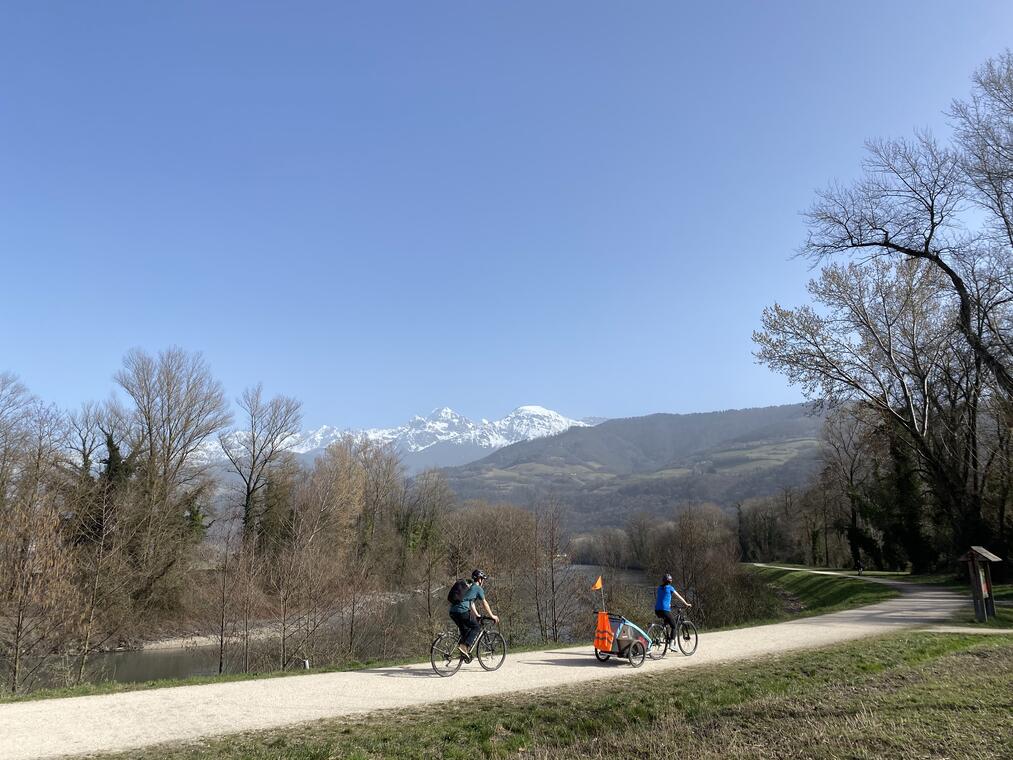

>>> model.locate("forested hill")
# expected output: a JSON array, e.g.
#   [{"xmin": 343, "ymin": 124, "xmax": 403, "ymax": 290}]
[{"xmin": 441, "ymin": 403, "xmax": 824, "ymax": 526}]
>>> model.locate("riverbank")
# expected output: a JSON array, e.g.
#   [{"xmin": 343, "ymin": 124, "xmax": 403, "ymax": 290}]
[{"xmin": 0, "ymin": 566, "xmax": 912, "ymax": 703}]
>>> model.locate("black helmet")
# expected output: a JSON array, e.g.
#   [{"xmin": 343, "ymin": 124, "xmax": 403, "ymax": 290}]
[
  {"xmin": 471, "ymin": 569, "xmax": 488, "ymax": 581},
  {"xmin": 662, "ymin": 573, "xmax": 673, "ymax": 584}
]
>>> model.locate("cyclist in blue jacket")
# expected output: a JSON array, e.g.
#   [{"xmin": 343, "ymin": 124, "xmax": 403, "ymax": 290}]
[{"xmin": 654, "ymin": 573, "xmax": 691, "ymax": 640}]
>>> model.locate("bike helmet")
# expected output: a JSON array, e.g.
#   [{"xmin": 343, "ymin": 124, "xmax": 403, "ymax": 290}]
[
  {"xmin": 662, "ymin": 573, "xmax": 673, "ymax": 584},
  {"xmin": 471, "ymin": 569, "xmax": 488, "ymax": 581}
]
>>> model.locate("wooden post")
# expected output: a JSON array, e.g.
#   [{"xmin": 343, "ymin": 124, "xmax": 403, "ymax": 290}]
[
  {"xmin": 970, "ymin": 555, "xmax": 986, "ymax": 622},
  {"xmin": 983, "ymin": 563, "xmax": 996, "ymax": 619},
  {"xmin": 959, "ymin": 547, "xmax": 1003, "ymax": 623}
]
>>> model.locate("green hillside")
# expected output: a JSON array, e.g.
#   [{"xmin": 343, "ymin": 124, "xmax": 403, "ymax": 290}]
[{"xmin": 442, "ymin": 403, "xmax": 823, "ymax": 525}]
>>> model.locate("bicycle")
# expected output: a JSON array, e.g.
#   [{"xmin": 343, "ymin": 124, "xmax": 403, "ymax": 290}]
[
  {"xmin": 430, "ymin": 616, "xmax": 507, "ymax": 677},
  {"xmin": 646, "ymin": 608, "xmax": 698, "ymax": 658}
]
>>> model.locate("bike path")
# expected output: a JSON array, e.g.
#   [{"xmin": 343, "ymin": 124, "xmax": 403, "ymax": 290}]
[{"xmin": 0, "ymin": 577, "xmax": 966, "ymax": 760}]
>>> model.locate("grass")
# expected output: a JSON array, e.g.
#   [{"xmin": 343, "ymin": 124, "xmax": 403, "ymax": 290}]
[
  {"xmin": 755, "ymin": 563, "xmax": 1013, "ymax": 632},
  {"xmin": 747, "ymin": 565, "xmax": 899, "ymax": 618},
  {"xmin": 951, "ymin": 606, "xmax": 1013, "ymax": 628},
  {"xmin": 99, "ymin": 632, "xmax": 1013, "ymax": 760},
  {"xmin": 765, "ymin": 563, "xmax": 1013, "ymax": 604}
]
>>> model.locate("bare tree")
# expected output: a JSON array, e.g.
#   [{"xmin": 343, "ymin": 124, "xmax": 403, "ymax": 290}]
[
  {"xmin": 804, "ymin": 56, "xmax": 1013, "ymax": 400},
  {"xmin": 0, "ymin": 400, "xmax": 77, "ymax": 693},
  {"xmin": 66, "ymin": 402, "xmax": 104, "ymax": 478},
  {"xmin": 531, "ymin": 501, "xmax": 580, "ymax": 643},
  {"xmin": 647, "ymin": 504, "xmax": 739, "ymax": 626},
  {"xmin": 114, "ymin": 347, "xmax": 232, "ymax": 609},
  {"xmin": 822, "ymin": 407, "xmax": 877, "ymax": 566},
  {"xmin": 219, "ymin": 385, "xmax": 302, "ymax": 538},
  {"xmin": 0, "ymin": 373, "xmax": 32, "ymax": 502},
  {"xmin": 756, "ymin": 246, "xmax": 1010, "ymax": 562},
  {"xmin": 264, "ymin": 439, "xmax": 365, "ymax": 669}
]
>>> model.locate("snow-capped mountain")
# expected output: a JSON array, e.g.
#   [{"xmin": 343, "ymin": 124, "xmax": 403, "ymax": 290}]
[{"xmin": 209, "ymin": 405, "xmax": 600, "ymax": 472}]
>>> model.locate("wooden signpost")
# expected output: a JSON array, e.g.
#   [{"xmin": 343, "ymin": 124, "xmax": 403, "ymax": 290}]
[{"xmin": 958, "ymin": 546, "xmax": 1002, "ymax": 622}]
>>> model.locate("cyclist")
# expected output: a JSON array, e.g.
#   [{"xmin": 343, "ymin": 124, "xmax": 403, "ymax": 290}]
[
  {"xmin": 449, "ymin": 569, "xmax": 499, "ymax": 660},
  {"xmin": 654, "ymin": 573, "xmax": 691, "ymax": 641}
]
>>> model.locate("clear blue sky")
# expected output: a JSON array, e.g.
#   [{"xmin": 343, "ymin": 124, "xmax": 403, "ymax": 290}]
[{"xmin": 1, "ymin": 2, "xmax": 1009, "ymax": 428}]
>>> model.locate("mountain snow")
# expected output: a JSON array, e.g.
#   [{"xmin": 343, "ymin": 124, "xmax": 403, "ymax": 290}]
[{"xmin": 206, "ymin": 405, "xmax": 596, "ymax": 464}]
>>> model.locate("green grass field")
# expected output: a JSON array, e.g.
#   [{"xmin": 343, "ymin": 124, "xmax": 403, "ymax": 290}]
[{"xmin": 100, "ymin": 632, "xmax": 1013, "ymax": 760}]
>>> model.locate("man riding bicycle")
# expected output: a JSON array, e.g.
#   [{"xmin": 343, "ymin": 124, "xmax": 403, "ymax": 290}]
[
  {"xmin": 449, "ymin": 569, "xmax": 499, "ymax": 661},
  {"xmin": 654, "ymin": 573, "xmax": 691, "ymax": 641}
]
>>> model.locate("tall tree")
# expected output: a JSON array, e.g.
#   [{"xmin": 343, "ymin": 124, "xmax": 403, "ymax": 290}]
[
  {"xmin": 0, "ymin": 397, "xmax": 77, "ymax": 693},
  {"xmin": 219, "ymin": 384, "xmax": 302, "ymax": 538},
  {"xmin": 114, "ymin": 347, "xmax": 231, "ymax": 608},
  {"xmin": 755, "ymin": 258, "xmax": 999, "ymax": 561},
  {"xmin": 804, "ymin": 54, "xmax": 1013, "ymax": 401}
]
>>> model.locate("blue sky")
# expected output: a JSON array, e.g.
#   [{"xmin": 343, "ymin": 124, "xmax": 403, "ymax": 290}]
[{"xmin": 1, "ymin": 2, "xmax": 1009, "ymax": 428}]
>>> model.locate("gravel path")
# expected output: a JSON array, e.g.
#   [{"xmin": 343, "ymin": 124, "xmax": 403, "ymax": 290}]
[{"xmin": 0, "ymin": 571, "xmax": 973, "ymax": 760}]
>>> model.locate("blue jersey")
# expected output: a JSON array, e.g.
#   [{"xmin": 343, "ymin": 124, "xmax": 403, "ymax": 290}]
[{"xmin": 655, "ymin": 584, "xmax": 679, "ymax": 612}]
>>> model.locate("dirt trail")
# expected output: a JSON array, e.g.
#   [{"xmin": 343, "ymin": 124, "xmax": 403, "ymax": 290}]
[{"xmin": 0, "ymin": 571, "xmax": 973, "ymax": 760}]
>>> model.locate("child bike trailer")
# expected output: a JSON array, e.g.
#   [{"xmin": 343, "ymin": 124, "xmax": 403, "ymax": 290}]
[{"xmin": 593, "ymin": 611, "xmax": 649, "ymax": 667}]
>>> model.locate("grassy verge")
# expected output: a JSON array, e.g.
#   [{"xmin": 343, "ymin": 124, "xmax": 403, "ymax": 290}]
[
  {"xmin": 746, "ymin": 565, "xmax": 899, "ymax": 618},
  {"xmin": 950, "ymin": 606, "xmax": 1013, "ymax": 628},
  {"xmin": 100, "ymin": 632, "xmax": 1013, "ymax": 760},
  {"xmin": 774, "ymin": 564, "xmax": 1013, "ymax": 604}
]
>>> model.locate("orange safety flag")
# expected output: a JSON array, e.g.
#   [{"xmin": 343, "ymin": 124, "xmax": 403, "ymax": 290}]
[
  {"xmin": 594, "ymin": 611, "xmax": 614, "ymax": 651},
  {"xmin": 591, "ymin": 575, "xmax": 603, "ymax": 591}
]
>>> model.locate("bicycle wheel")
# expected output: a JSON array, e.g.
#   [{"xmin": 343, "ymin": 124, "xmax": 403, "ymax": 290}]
[
  {"xmin": 646, "ymin": 623, "xmax": 668, "ymax": 660},
  {"xmin": 477, "ymin": 630, "xmax": 507, "ymax": 671},
  {"xmin": 594, "ymin": 648, "xmax": 610, "ymax": 662},
  {"xmin": 676, "ymin": 620, "xmax": 698, "ymax": 656},
  {"xmin": 628, "ymin": 640, "xmax": 646, "ymax": 668},
  {"xmin": 430, "ymin": 632, "xmax": 464, "ymax": 677}
]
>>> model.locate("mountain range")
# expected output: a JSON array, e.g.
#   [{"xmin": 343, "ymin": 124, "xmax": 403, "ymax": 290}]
[
  {"xmin": 206, "ymin": 402, "xmax": 824, "ymax": 528},
  {"xmin": 208, "ymin": 405, "xmax": 598, "ymax": 472}
]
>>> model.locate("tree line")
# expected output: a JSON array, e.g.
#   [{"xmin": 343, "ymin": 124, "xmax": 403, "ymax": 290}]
[
  {"xmin": 746, "ymin": 54, "xmax": 1012, "ymax": 574},
  {"xmin": 0, "ymin": 348, "xmax": 585, "ymax": 694}
]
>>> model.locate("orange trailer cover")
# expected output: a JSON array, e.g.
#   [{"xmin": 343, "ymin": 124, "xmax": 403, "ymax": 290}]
[{"xmin": 594, "ymin": 611, "xmax": 614, "ymax": 651}]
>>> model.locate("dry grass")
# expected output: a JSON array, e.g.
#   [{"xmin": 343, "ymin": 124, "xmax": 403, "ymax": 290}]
[{"xmin": 542, "ymin": 643, "xmax": 1013, "ymax": 759}]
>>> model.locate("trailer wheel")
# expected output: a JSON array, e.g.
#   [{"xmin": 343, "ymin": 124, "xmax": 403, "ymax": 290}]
[
  {"xmin": 594, "ymin": 648, "xmax": 610, "ymax": 662},
  {"xmin": 628, "ymin": 641, "xmax": 646, "ymax": 668}
]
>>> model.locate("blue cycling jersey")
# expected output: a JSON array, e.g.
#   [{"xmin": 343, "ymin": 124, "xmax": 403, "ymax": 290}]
[{"xmin": 655, "ymin": 584, "xmax": 679, "ymax": 611}]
